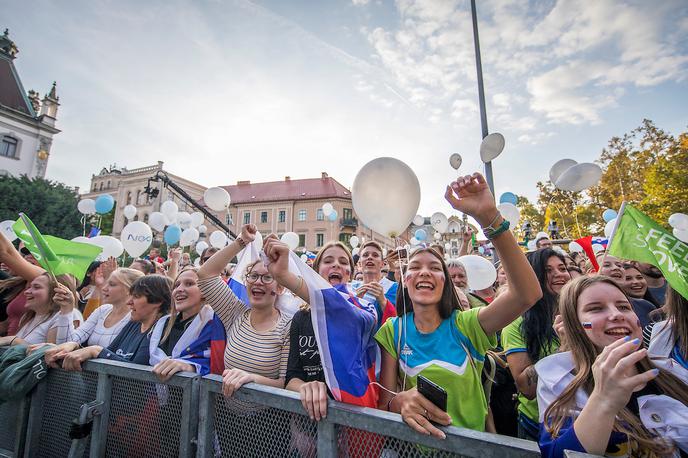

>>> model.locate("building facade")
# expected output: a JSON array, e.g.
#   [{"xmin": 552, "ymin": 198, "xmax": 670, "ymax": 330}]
[{"xmin": 0, "ymin": 29, "xmax": 60, "ymax": 178}]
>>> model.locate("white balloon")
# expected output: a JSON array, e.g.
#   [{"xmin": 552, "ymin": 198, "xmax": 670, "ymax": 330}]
[
  {"xmin": 204, "ymin": 187, "xmax": 231, "ymax": 212},
  {"xmin": 549, "ymin": 159, "xmax": 578, "ymax": 184},
  {"xmin": 349, "ymin": 235, "xmax": 359, "ymax": 248},
  {"xmin": 91, "ymin": 235, "xmax": 124, "ymax": 259},
  {"xmin": 555, "ymin": 163, "xmax": 603, "ymax": 192},
  {"xmin": 123, "ymin": 205, "xmax": 137, "ymax": 220},
  {"xmin": 433, "ymin": 232, "xmax": 442, "ymax": 240},
  {"xmin": 176, "ymin": 211, "xmax": 192, "ymax": 230},
  {"xmin": 195, "ymin": 241, "xmax": 209, "ymax": 256},
  {"xmin": 527, "ymin": 240, "xmax": 537, "ymax": 251},
  {"xmin": 300, "ymin": 254, "xmax": 308, "ymax": 262},
  {"xmin": 497, "ymin": 203, "xmax": 520, "ymax": 228},
  {"xmin": 77, "ymin": 199, "xmax": 96, "ymax": 215},
  {"xmin": 413, "ymin": 215, "xmax": 424, "ymax": 226},
  {"xmin": 449, "ymin": 153, "xmax": 462, "ymax": 170},
  {"xmin": 568, "ymin": 241, "xmax": 584, "ymax": 253},
  {"xmin": 0, "ymin": 220, "xmax": 17, "ymax": 242},
  {"xmin": 163, "ymin": 212, "xmax": 174, "ymax": 226},
  {"xmin": 480, "ymin": 133, "xmax": 505, "ymax": 162},
  {"xmin": 180, "ymin": 227, "xmax": 200, "ymax": 247},
  {"xmin": 281, "ymin": 232, "xmax": 300, "ymax": 251},
  {"xmin": 161, "ymin": 201, "xmax": 178, "ymax": 219},
  {"xmin": 444, "ymin": 242, "xmax": 450, "ymax": 250},
  {"xmin": 382, "ymin": 248, "xmax": 388, "ymax": 257},
  {"xmin": 149, "ymin": 212, "xmax": 166, "ymax": 232},
  {"xmin": 198, "ymin": 224, "xmax": 208, "ymax": 234},
  {"xmin": 120, "ymin": 221, "xmax": 153, "ymax": 257},
  {"xmin": 352, "ymin": 247, "xmax": 360, "ymax": 256},
  {"xmin": 592, "ymin": 243, "xmax": 605, "ymax": 254},
  {"xmin": 431, "ymin": 212, "xmax": 449, "ymax": 233},
  {"xmin": 674, "ymin": 228, "xmax": 688, "ymax": 243},
  {"xmin": 604, "ymin": 218, "xmax": 617, "ymax": 238},
  {"xmin": 209, "ymin": 231, "xmax": 227, "ymax": 248},
  {"xmin": 71, "ymin": 236, "xmax": 89, "ymax": 244},
  {"xmin": 194, "ymin": 258, "xmax": 201, "ymax": 267},
  {"xmin": 536, "ymin": 232, "xmax": 549, "ymax": 241},
  {"xmin": 352, "ymin": 157, "xmax": 420, "ymax": 237},
  {"xmin": 190, "ymin": 212, "xmax": 205, "ymax": 228},
  {"xmin": 669, "ymin": 213, "xmax": 688, "ymax": 231},
  {"xmin": 322, "ymin": 203, "xmax": 334, "ymax": 217},
  {"xmin": 410, "ymin": 237, "xmax": 419, "ymax": 246},
  {"xmin": 458, "ymin": 255, "xmax": 497, "ymax": 290}
]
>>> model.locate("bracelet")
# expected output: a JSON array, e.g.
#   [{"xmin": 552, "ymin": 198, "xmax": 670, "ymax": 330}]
[
  {"xmin": 236, "ymin": 236, "xmax": 246, "ymax": 248},
  {"xmin": 481, "ymin": 211, "xmax": 502, "ymax": 232},
  {"xmin": 484, "ymin": 219, "xmax": 510, "ymax": 240},
  {"xmin": 386, "ymin": 394, "xmax": 397, "ymax": 412}
]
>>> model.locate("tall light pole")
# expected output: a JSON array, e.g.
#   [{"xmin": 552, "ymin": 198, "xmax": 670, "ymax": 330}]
[{"xmin": 470, "ymin": 0, "xmax": 495, "ymax": 198}]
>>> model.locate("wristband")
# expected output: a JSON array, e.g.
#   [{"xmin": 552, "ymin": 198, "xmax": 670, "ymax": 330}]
[
  {"xmin": 483, "ymin": 219, "xmax": 510, "ymax": 240},
  {"xmin": 236, "ymin": 236, "xmax": 247, "ymax": 248}
]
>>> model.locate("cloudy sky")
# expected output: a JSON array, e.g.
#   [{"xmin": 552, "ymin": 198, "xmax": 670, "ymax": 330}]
[{"xmin": 5, "ymin": 0, "xmax": 688, "ymax": 218}]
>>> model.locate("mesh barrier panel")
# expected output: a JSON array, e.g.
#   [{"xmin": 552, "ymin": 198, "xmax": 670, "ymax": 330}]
[
  {"xmin": 105, "ymin": 376, "xmax": 184, "ymax": 458},
  {"xmin": 213, "ymin": 395, "xmax": 316, "ymax": 458},
  {"xmin": 0, "ymin": 399, "xmax": 20, "ymax": 453},
  {"xmin": 337, "ymin": 426, "xmax": 460, "ymax": 458},
  {"xmin": 36, "ymin": 369, "xmax": 98, "ymax": 458}
]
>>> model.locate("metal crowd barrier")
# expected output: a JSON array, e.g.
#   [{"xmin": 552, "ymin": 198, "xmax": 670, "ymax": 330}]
[{"xmin": 0, "ymin": 356, "xmax": 599, "ymax": 457}]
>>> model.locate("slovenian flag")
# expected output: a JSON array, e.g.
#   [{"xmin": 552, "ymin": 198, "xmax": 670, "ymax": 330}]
[
  {"xmin": 289, "ymin": 251, "xmax": 379, "ymax": 407},
  {"xmin": 228, "ymin": 231, "xmax": 300, "ymax": 318}
]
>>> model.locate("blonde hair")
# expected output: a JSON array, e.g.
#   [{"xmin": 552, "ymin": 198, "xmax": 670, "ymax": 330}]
[
  {"xmin": 18, "ymin": 273, "xmax": 77, "ymax": 331},
  {"xmin": 544, "ymin": 276, "xmax": 688, "ymax": 457},
  {"xmin": 109, "ymin": 268, "xmax": 145, "ymax": 290}
]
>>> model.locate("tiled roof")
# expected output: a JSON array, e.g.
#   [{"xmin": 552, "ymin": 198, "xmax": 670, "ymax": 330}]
[
  {"xmin": 0, "ymin": 58, "xmax": 32, "ymax": 116},
  {"xmin": 222, "ymin": 175, "xmax": 351, "ymax": 204}
]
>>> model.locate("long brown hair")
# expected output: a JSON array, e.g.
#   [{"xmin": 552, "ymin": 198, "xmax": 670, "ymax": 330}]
[
  {"xmin": 395, "ymin": 247, "xmax": 462, "ymax": 319},
  {"xmin": 18, "ymin": 273, "xmax": 77, "ymax": 331},
  {"xmin": 0, "ymin": 276, "xmax": 28, "ymax": 304},
  {"xmin": 665, "ymin": 286, "xmax": 688, "ymax": 360},
  {"xmin": 544, "ymin": 276, "xmax": 688, "ymax": 457}
]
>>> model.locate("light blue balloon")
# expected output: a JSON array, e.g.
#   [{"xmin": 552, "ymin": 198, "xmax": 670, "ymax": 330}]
[
  {"xmin": 499, "ymin": 192, "xmax": 518, "ymax": 205},
  {"xmin": 328, "ymin": 210, "xmax": 338, "ymax": 222},
  {"xmin": 602, "ymin": 209, "xmax": 617, "ymax": 223},
  {"xmin": 95, "ymin": 194, "xmax": 114, "ymax": 214},
  {"xmin": 478, "ymin": 246, "xmax": 485, "ymax": 255},
  {"xmin": 164, "ymin": 225, "xmax": 181, "ymax": 245},
  {"xmin": 414, "ymin": 229, "xmax": 427, "ymax": 241}
]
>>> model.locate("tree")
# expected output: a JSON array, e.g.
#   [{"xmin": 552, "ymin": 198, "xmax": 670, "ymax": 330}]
[
  {"xmin": 515, "ymin": 195, "xmax": 543, "ymax": 241},
  {"xmin": 534, "ymin": 181, "xmax": 598, "ymax": 239},
  {"xmin": 0, "ymin": 176, "xmax": 82, "ymax": 239}
]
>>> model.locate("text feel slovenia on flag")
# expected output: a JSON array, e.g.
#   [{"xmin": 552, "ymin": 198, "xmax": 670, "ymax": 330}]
[
  {"xmin": 12, "ymin": 214, "xmax": 102, "ymax": 282},
  {"xmin": 608, "ymin": 204, "xmax": 688, "ymax": 300}
]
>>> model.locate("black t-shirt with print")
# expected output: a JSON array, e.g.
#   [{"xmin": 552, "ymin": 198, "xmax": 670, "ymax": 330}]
[{"xmin": 285, "ymin": 309, "xmax": 325, "ymax": 385}]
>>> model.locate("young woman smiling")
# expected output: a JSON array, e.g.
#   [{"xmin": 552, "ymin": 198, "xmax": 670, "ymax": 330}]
[
  {"xmin": 196, "ymin": 224, "xmax": 291, "ymax": 396},
  {"xmin": 149, "ymin": 268, "xmax": 225, "ymax": 380},
  {"xmin": 375, "ymin": 173, "xmax": 542, "ymax": 438},
  {"xmin": 44, "ymin": 268, "xmax": 144, "ymax": 365},
  {"xmin": 536, "ymin": 276, "xmax": 688, "ymax": 457},
  {"xmin": 502, "ymin": 248, "xmax": 571, "ymax": 440}
]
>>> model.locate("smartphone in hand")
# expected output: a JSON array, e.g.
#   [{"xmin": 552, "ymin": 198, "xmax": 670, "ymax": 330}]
[{"xmin": 417, "ymin": 375, "xmax": 448, "ymax": 412}]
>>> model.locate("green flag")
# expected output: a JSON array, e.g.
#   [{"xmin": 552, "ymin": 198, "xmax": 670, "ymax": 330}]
[
  {"xmin": 12, "ymin": 214, "xmax": 103, "ymax": 282},
  {"xmin": 608, "ymin": 203, "xmax": 688, "ymax": 300}
]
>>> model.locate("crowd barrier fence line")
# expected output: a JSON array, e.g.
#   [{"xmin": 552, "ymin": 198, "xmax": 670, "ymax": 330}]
[{"xmin": 0, "ymin": 354, "xmax": 602, "ymax": 458}]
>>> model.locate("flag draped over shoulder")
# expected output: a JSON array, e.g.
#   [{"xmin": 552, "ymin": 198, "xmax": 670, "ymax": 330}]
[
  {"xmin": 608, "ymin": 204, "xmax": 688, "ymax": 300},
  {"xmin": 12, "ymin": 214, "xmax": 102, "ymax": 282},
  {"xmin": 288, "ymin": 251, "xmax": 379, "ymax": 407}
]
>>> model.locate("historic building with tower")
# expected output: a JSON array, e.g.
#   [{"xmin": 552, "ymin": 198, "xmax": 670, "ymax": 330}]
[{"xmin": 0, "ymin": 29, "xmax": 60, "ymax": 178}]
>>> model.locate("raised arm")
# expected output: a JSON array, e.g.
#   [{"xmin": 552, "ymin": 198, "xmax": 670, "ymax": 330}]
[
  {"xmin": 0, "ymin": 233, "xmax": 44, "ymax": 281},
  {"xmin": 263, "ymin": 236, "xmax": 310, "ymax": 303},
  {"xmin": 198, "ymin": 225, "xmax": 256, "ymax": 280},
  {"xmin": 445, "ymin": 173, "xmax": 542, "ymax": 335}
]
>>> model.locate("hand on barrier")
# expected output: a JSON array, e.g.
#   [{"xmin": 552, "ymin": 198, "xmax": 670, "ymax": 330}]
[
  {"xmin": 26, "ymin": 342, "xmax": 54, "ymax": 355},
  {"xmin": 153, "ymin": 358, "xmax": 195, "ymax": 382},
  {"xmin": 299, "ymin": 380, "xmax": 328, "ymax": 421},
  {"xmin": 222, "ymin": 368, "xmax": 256, "ymax": 397},
  {"xmin": 62, "ymin": 346, "xmax": 101, "ymax": 371},
  {"xmin": 391, "ymin": 387, "xmax": 451, "ymax": 439}
]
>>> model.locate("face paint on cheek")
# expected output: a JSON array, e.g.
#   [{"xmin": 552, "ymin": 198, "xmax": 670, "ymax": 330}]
[{"xmin": 582, "ymin": 322, "xmax": 593, "ymax": 330}]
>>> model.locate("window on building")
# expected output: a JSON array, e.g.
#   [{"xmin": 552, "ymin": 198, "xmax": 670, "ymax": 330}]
[
  {"xmin": 298, "ymin": 234, "xmax": 306, "ymax": 248},
  {"xmin": 99, "ymin": 183, "xmax": 103, "ymax": 191},
  {"xmin": 126, "ymin": 192, "xmax": 132, "ymax": 205},
  {"xmin": 0, "ymin": 136, "xmax": 18, "ymax": 158},
  {"xmin": 316, "ymin": 233, "xmax": 324, "ymax": 247},
  {"xmin": 316, "ymin": 209, "xmax": 324, "ymax": 221},
  {"xmin": 343, "ymin": 208, "xmax": 353, "ymax": 220},
  {"xmin": 243, "ymin": 211, "xmax": 251, "ymax": 225},
  {"xmin": 278, "ymin": 210, "xmax": 286, "ymax": 223},
  {"xmin": 107, "ymin": 180, "xmax": 111, "ymax": 189},
  {"xmin": 298, "ymin": 209, "xmax": 307, "ymax": 221},
  {"xmin": 135, "ymin": 190, "xmax": 140, "ymax": 205},
  {"xmin": 226, "ymin": 213, "xmax": 233, "ymax": 226},
  {"xmin": 339, "ymin": 233, "xmax": 351, "ymax": 245},
  {"xmin": 260, "ymin": 211, "xmax": 268, "ymax": 223},
  {"xmin": 143, "ymin": 213, "xmax": 149, "ymax": 223}
]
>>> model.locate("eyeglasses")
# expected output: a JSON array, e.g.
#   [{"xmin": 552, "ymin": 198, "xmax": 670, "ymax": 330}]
[{"xmin": 245, "ymin": 272, "xmax": 275, "ymax": 284}]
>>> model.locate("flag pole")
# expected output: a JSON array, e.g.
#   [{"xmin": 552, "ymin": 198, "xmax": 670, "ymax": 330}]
[
  {"xmin": 19, "ymin": 213, "xmax": 57, "ymax": 282},
  {"xmin": 599, "ymin": 202, "xmax": 627, "ymax": 272}
]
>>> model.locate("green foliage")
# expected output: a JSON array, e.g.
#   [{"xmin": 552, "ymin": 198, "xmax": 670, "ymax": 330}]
[{"xmin": 0, "ymin": 175, "xmax": 82, "ymax": 239}]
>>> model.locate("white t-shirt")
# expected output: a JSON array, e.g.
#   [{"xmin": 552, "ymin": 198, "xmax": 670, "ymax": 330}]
[
  {"xmin": 68, "ymin": 304, "xmax": 131, "ymax": 347},
  {"xmin": 15, "ymin": 312, "xmax": 73, "ymax": 345}
]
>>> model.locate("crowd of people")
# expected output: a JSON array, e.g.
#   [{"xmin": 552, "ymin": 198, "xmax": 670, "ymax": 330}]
[{"xmin": 0, "ymin": 172, "xmax": 686, "ymax": 457}]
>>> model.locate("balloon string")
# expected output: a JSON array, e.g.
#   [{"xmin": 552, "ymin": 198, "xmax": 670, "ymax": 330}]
[{"xmin": 395, "ymin": 237, "xmax": 410, "ymax": 392}]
